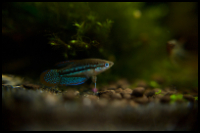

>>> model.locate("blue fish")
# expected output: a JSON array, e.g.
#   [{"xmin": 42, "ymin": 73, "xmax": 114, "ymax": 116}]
[{"xmin": 40, "ymin": 58, "xmax": 114, "ymax": 87}]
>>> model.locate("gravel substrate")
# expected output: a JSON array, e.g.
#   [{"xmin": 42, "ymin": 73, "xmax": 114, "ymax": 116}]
[{"xmin": 2, "ymin": 83, "xmax": 198, "ymax": 131}]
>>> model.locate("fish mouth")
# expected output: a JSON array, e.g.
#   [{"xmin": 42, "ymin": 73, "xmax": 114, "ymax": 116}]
[{"xmin": 109, "ymin": 61, "xmax": 114, "ymax": 67}]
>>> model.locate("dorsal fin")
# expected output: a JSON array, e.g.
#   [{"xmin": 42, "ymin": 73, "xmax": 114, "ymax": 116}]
[{"xmin": 55, "ymin": 60, "xmax": 75, "ymax": 68}]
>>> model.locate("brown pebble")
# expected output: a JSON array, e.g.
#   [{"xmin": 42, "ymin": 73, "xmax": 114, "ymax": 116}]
[
  {"xmin": 115, "ymin": 88, "xmax": 123, "ymax": 93},
  {"xmin": 152, "ymin": 94, "xmax": 164, "ymax": 103},
  {"xmin": 183, "ymin": 95, "xmax": 195, "ymax": 102},
  {"xmin": 131, "ymin": 87, "xmax": 145, "ymax": 97},
  {"xmin": 87, "ymin": 95, "xmax": 99, "ymax": 101},
  {"xmin": 129, "ymin": 100, "xmax": 138, "ymax": 108},
  {"xmin": 133, "ymin": 95, "xmax": 148, "ymax": 104},
  {"xmin": 62, "ymin": 90, "xmax": 78, "ymax": 101},
  {"xmin": 160, "ymin": 96, "xmax": 171, "ymax": 103},
  {"xmin": 111, "ymin": 93, "xmax": 122, "ymax": 99},
  {"xmin": 96, "ymin": 98, "xmax": 108, "ymax": 107},
  {"xmin": 144, "ymin": 90, "xmax": 155, "ymax": 97},
  {"xmin": 44, "ymin": 93, "xmax": 58, "ymax": 106},
  {"xmin": 110, "ymin": 99, "xmax": 127, "ymax": 108},
  {"xmin": 22, "ymin": 84, "xmax": 40, "ymax": 90},
  {"xmin": 98, "ymin": 90, "xmax": 115, "ymax": 99},
  {"xmin": 99, "ymin": 93, "xmax": 110, "ymax": 99},
  {"xmin": 121, "ymin": 93, "xmax": 131, "ymax": 99},
  {"xmin": 148, "ymin": 97, "xmax": 154, "ymax": 102},
  {"xmin": 122, "ymin": 88, "xmax": 133, "ymax": 94}
]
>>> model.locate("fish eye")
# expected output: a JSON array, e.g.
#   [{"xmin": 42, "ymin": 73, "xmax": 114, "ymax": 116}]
[{"xmin": 105, "ymin": 63, "xmax": 109, "ymax": 67}]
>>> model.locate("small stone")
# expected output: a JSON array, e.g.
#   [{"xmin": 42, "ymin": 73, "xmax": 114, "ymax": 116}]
[
  {"xmin": 98, "ymin": 90, "xmax": 115, "ymax": 99},
  {"xmin": 44, "ymin": 93, "xmax": 58, "ymax": 106},
  {"xmin": 145, "ymin": 90, "xmax": 155, "ymax": 97},
  {"xmin": 115, "ymin": 88, "xmax": 123, "ymax": 93},
  {"xmin": 83, "ymin": 97, "xmax": 92, "ymax": 106},
  {"xmin": 160, "ymin": 96, "xmax": 171, "ymax": 103},
  {"xmin": 99, "ymin": 93, "xmax": 110, "ymax": 99},
  {"xmin": 22, "ymin": 84, "xmax": 40, "ymax": 90},
  {"xmin": 131, "ymin": 87, "xmax": 145, "ymax": 97},
  {"xmin": 121, "ymin": 93, "xmax": 131, "ymax": 99},
  {"xmin": 62, "ymin": 90, "xmax": 78, "ymax": 101},
  {"xmin": 87, "ymin": 95, "xmax": 99, "ymax": 101},
  {"xmin": 122, "ymin": 88, "xmax": 133, "ymax": 94},
  {"xmin": 133, "ymin": 95, "xmax": 148, "ymax": 104},
  {"xmin": 96, "ymin": 98, "xmax": 108, "ymax": 107},
  {"xmin": 110, "ymin": 99, "xmax": 127, "ymax": 108},
  {"xmin": 111, "ymin": 93, "xmax": 122, "ymax": 99},
  {"xmin": 183, "ymin": 95, "xmax": 195, "ymax": 102},
  {"xmin": 154, "ymin": 94, "xmax": 164, "ymax": 99},
  {"xmin": 129, "ymin": 100, "xmax": 138, "ymax": 108}
]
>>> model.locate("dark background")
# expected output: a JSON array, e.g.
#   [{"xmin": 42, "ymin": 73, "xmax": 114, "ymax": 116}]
[{"xmin": 2, "ymin": 2, "xmax": 198, "ymax": 89}]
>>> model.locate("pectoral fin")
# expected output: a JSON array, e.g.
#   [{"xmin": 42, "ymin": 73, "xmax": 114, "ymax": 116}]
[{"xmin": 92, "ymin": 75, "xmax": 97, "ymax": 83}]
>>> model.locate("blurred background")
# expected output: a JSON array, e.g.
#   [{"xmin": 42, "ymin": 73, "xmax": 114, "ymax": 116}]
[{"xmin": 2, "ymin": 2, "xmax": 198, "ymax": 89}]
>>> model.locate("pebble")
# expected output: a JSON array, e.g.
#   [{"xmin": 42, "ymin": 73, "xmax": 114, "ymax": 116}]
[
  {"xmin": 133, "ymin": 95, "xmax": 148, "ymax": 104},
  {"xmin": 44, "ymin": 93, "xmax": 58, "ymax": 106},
  {"xmin": 110, "ymin": 99, "xmax": 127, "ymax": 108},
  {"xmin": 111, "ymin": 93, "xmax": 122, "ymax": 99},
  {"xmin": 131, "ymin": 87, "xmax": 145, "ymax": 97},
  {"xmin": 122, "ymin": 88, "xmax": 133, "ymax": 94},
  {"xmin": 98, "ymin": 90, "xmax": 115, "ymax": 99},
  {"xmin": 160, "ymin": 95, "xmax": 171, "ymax": 103},
  {"xmin": 144, "ymin": 90, "xmax": 155, "ymax": 97},
  {"xmin": 22, "ymin": 84, "xmax": 40, "ymax": 90},
  {"xmin": 62, "ymin": 90, "xmax": 79, "ymax": 101},
  {"xmin": 115, "ymin": 88, "xmax": 123, "ymax": 93},
  {"xmin": 121, "ymin": 93, "xmax": 131, "ymax": 99},
  {"xmin": 86, "ymin": 95, "xmax": 99, "ymax": 101},
  {"xmin": 129, "ymin": 100, "xmax": 138, "ymax": 108},
  {"xmin": 153, "ymin": 94, "xmax": 164, "ymax": 102},
  {"xmin": 183, "ymin": 95, "xmax": 195, "ymax": 102},
  {"xmin": 96, "ymin": 98, "xmax": 108, "ymax": 107}
]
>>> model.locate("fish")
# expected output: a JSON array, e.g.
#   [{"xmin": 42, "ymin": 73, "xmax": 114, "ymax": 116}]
[{"xmin": 40, "ymin": 58, "xmax": 114, "ymax": 87}]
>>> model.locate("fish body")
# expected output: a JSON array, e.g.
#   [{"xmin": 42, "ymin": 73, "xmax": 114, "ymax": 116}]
[{"xmin": 40, "ymin": 58, "xmax": 114, "ymax": 87}]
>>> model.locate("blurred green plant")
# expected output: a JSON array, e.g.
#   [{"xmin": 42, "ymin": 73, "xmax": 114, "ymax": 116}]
[
  {"xmin": 194, "ymin": 97, "xmax": 198, "ymax": 101},
  {"xmin": 170, "ymin": 94, "xmax": 183, "ymax": 103},
  {"xmin": 155, "ymin": 89, "xmax": 162, "ymax": 95},
  {"xmin": 2, "ymin": 2, "xmax": 198, "ymax": 87}
]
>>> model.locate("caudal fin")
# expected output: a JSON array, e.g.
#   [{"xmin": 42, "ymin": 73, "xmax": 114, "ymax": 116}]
[{"xmin": 40, "ymin": 69, "xmax": 60, "ymax": 87}]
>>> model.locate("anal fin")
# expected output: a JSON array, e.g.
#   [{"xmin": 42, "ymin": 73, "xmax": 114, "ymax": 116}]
[{"xmin": 60, "ymin": 76, "xmax": 88, "ymax": 86}]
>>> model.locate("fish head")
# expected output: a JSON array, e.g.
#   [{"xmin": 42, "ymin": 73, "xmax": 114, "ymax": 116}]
[{"xmin": 94, "ymin": 60, "xmax": 114, "ymax": 75}]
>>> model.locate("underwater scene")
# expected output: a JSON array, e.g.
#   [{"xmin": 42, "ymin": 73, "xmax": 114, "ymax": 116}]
[{"xmin": 2, "ymin": 2, "xmax": 198, "ymax": 131}]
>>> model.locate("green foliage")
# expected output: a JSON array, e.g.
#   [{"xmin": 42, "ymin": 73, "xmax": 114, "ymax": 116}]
[
  {"xmin": 194, "ymin": 97, "xmax": 198, "ymax": 101},
  {"xmin": 170, "ymin": 94, "xmax": 183, "ymax": 103},
  {"xmin": 155, "ymin": 90, "xmax": 161, "ymax": 95},
  {"xmin": 150, "ymin": 81, "xmax": 160, "ymax": 88}
]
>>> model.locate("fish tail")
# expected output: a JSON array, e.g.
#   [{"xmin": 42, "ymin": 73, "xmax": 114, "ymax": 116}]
[{"xmin": 40, "ymin": 69, "xmax": 60, "ymax": 87}]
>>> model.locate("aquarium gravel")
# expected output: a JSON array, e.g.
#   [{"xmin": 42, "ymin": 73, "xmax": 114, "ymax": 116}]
[{"xmin": 2, "ymin": 81, "xmax": 198, "ymax": 131}]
